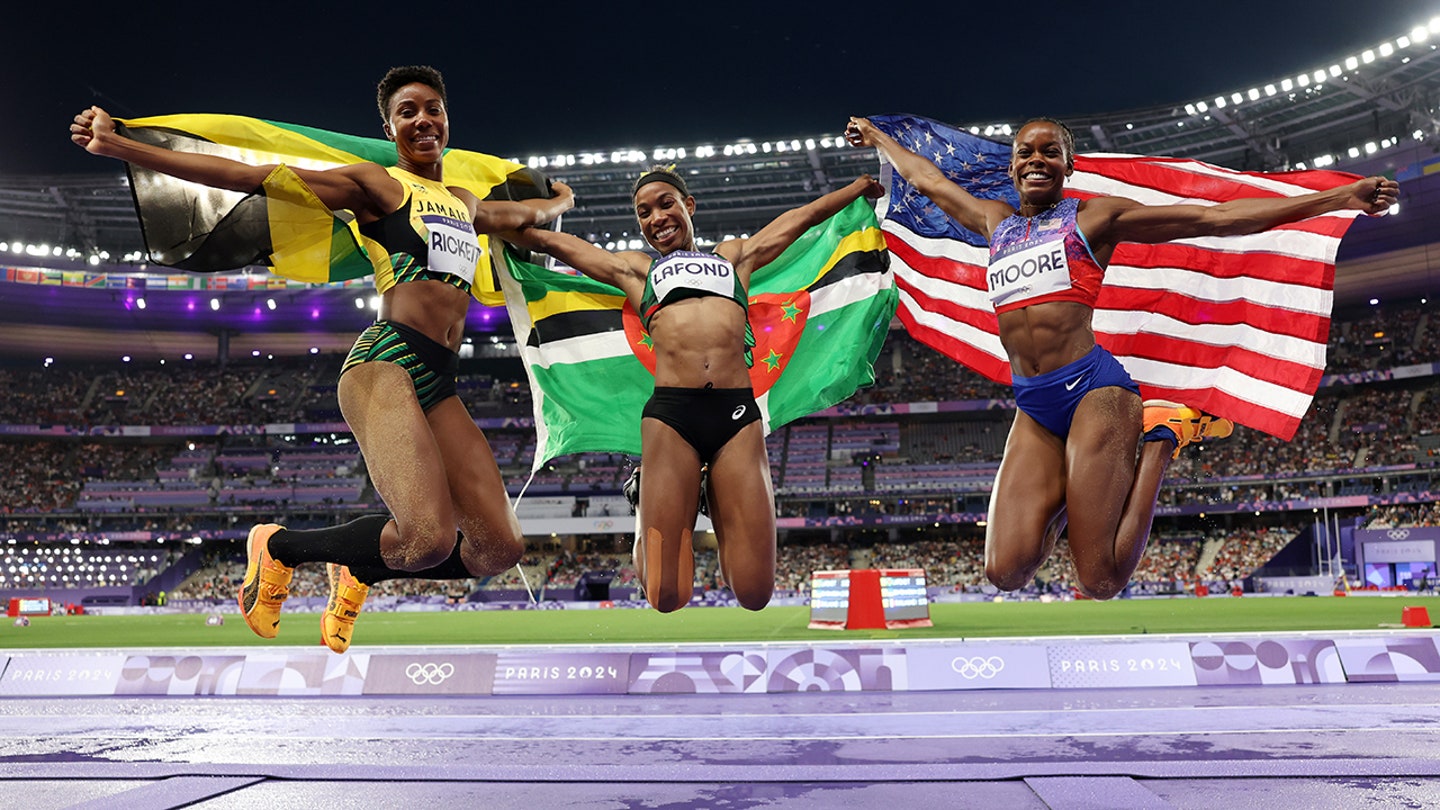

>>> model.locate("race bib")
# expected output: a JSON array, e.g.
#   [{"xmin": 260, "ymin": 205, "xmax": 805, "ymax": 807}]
[
  {"xmin": 421, "ymin": 213, "xmax": 483, "ymax": 286},
  {"xmin": 650, "ymin": 251, "xmax": 736, "ymax": 301},
  {"xmin": 988, "ymin": 235, "xmax": 1072, "ymax": 309}
]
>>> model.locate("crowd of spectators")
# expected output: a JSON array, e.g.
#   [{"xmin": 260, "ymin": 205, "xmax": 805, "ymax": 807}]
[{"xmin": 2, "ymin": 302, "xmax": 1434, "ymax": 603}]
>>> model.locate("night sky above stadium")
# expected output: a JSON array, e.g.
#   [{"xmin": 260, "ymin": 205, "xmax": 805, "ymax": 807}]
[{"xmin": 6, "ymin": 1, "xmax": 1438, "ymax": 177}]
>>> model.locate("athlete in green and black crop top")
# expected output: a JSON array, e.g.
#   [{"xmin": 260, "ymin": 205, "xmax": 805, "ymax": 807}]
[
  {"xmin": 506, "ymin": 165, "xmax": 885, "ymax": 617},
  {"xmin": 639, "ymin": 249, "xmax": 755, "ymax": 367}
]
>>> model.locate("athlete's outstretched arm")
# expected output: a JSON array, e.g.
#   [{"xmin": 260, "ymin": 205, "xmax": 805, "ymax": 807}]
[
  {"xmin": 721, "ymin": 175, "xmax": 883, "ymax": 279},
  {"xmin": 1088, "ymin": 176, "xmax": 1399, "ymax": 248},
  {"xmin": 503, "ymin": 227, "xmax": 649, "ymax": 295},
  {"xmin": 845, "ymin": 116, "xmax": 1013, "ymax": 239},
  {"xmin": 71, "ymin": 106, "xmax": 399, "ymax": 218},
  {"xmin": 470, "ymin": 182, "xmax": 575, "ymax": 234}
]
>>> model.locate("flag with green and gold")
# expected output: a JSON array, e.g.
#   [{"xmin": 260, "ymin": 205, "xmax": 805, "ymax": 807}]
[
  {"xmin": 500, "ymin": 197, "xmax": 895, "ymax": 469},
  {"xmin": 115, "ymin": 113, "xmax": 545, "ymax": 304}
]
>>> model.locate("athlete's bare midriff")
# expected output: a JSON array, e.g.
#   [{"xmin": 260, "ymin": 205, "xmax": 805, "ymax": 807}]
[
  {"xmin": 380, "ymin": 279, "xmax": 471, "ymax": 351},
  {"xmin": 997, "ymin": 300, "xmax": 1097, "ymax": 377},
  {"xmin": 648, "ymin": 296, "xmax": 751, "ymax": 389}
]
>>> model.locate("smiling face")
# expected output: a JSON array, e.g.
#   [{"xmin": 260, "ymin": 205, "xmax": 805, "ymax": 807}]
[
  {"xmin": 1009, "ymin": 120, "xmax": 1074, "ymax": 207},
  {"xmin": 633, "ymin": 181, "xmax": 696, "ymax": 254},
  {"xmin": 383, "ymin": 81, "xmax": 448, "ymax": 169}
]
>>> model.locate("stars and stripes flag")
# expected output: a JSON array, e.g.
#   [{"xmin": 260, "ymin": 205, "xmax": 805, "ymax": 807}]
[{"xmin": 870, "ymin": 113, "xmax": 1370, "ymax": 440}]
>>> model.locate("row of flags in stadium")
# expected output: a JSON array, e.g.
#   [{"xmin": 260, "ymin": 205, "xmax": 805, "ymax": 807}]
[{"xmin": 97, "ymin": 112, "xmax": 1371, "ymax": 464}]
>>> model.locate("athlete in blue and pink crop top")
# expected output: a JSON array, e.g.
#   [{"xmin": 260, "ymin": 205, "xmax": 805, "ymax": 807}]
[{"xmin": 986, "ymin": 197, "xmax": 1104, "ymax": 313}]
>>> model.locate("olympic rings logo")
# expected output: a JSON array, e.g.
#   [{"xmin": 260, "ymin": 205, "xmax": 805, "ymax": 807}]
[
  {"xmin": 1387, "ymin": 529, "xmax": 1411, "ymax": 540},
  {"xmin": 950, "ymin": 655, "xmax": 1005, "ymax": 679},
  {"xmin": 405, "ymin": 662, "xmax": 455, "ymax": 685}
]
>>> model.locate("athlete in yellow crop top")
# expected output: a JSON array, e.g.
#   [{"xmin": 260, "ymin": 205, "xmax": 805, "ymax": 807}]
[
  {"xmin": 74, "ymin": 65, "xmax": 574, "ymax": 652},
  {"xmin": 506, "ymin": 166, "xmax": 883, "ymax": 614}
]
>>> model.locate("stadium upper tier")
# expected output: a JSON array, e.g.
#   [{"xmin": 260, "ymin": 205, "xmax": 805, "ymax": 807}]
[
  {"xmin": 1, "ymin": 17, "xmax": 1437, "ymax": 365},
  {"xmin": 5, "ymin": 17, "xmax": 1438, "ymax": 261}
]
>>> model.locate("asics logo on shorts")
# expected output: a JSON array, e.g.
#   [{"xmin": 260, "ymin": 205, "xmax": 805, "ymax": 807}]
[
  {"xmin": 406, "ymin": 662, "xmax": 455, "ymax": 685},
  {"xmin": 731, "ymin": 405, "xmax": 747, "ymax": 420}
]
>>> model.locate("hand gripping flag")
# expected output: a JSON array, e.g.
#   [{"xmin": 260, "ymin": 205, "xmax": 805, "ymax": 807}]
[
  {"xmin": 498, "ymin": 197, "xmax": 896, "ymax": 469},
  {"xmin": 871, "ymin": 113, "xmax": 1370, "ymax": 440},
  {"xmin": 114, "ymin": 113, "xmax": 547, "ymax": 305}
]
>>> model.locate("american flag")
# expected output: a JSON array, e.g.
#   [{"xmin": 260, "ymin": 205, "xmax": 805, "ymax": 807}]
[{"xmin": 872, "ymin": 113, "xmax": 1367, "ymax": 441}]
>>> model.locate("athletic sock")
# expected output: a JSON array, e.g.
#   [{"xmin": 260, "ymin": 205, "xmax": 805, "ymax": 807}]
[
  {"xmin": 267, "ymin": 514, "xmax": 390, "ymax": 569},
  {"xmin": 351, "ymin": 532, "xmax": 474, "ymax": 585}
]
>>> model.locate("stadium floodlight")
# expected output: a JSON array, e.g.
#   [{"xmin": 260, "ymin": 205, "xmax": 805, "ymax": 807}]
[
  {"xmin": 1281, "ymin": 78, "xmax": 1293, "ymax": 92},
  {"xmin": 1264, "ymin": 84, "xmax": 1276, "ymax": 96},
  {"xmin": 1247, "ymin": 88, "xmax": 1260, "ymax": 101},
  {"xmin": 1345, "ymin": 56, "xmax": 1359, "ymax": 71},
  {"xmin": 369, "ymin": 296, "xmax": 381, "ymax": 311},
  {"xmin": 1231, "ymin": 92, "xmax": 1244, "ymax": 104},
  {"xmin": 1413, "ymin": 26, "xmax": 1430, "ymax": 43},
  {"xmin": 1196, "ymin": 100, "xmax": 1208, "ymax": 112},
  {"xmin": 1348, "ymin": 146, "xmax": 1361, "ymax": 157},
  {"xmin": 1365, "ymin": 142, "xmax": 1378, "ymax": 154},
  {"xmin": 1362, "ymin": 50, "xmax": 1375, "ymax": 64},
  {"xmin": 1380, "ymin": 42, "xmax": 1394, "ymax": 57},
  {"xmin": 209, "ymin": 298, "xmax": 220, "ymax": 310},
  {"xmin": 136, "ymin": 298, "xmax": 146, "ymax": 309},
  {"xmin": 266, "ymin": 298, "xmax": 276, "ymax": 310},
  {"xmin": 1313, "ymin": 69, "xmax": 1327, "ymax": 82}
]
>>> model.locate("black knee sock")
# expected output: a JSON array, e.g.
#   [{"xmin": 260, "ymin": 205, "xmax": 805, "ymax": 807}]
[
  {"xmin": 350, "ymin": 532, "xmax": 475, "ymax": 585},
  {"xmin": 267, "ymin": 515, "xmax": 391, "ymax": 569}
]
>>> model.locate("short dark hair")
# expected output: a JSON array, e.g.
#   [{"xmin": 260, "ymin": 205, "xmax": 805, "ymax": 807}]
[
  {"xmin": 1016, "ymin": 117, "xmax": 1075, "ymax": 167},
  {"xmin": 376, "ymin": 65, "xmax": 448, "ymax": 120},
  {"xmin": 631, "ymin": 164, "xmax": 689, "ymax": 200}
]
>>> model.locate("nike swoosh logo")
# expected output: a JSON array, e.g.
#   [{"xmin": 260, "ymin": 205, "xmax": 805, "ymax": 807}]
[
  {"xmin": 732, "ymin": 405, "xmax": 747, "ymax": 420},
  {"xmin": 1064, "ymin": 377, "xmax": 1083, "ymax": 391}
]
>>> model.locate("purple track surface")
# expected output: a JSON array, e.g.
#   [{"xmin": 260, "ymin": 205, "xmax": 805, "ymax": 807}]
[{"xmin": 3, "ymin": 662, "xmax": 1440, "ymax": 808}]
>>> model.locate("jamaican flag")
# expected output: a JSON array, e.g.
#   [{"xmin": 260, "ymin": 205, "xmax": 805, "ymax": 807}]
[
  {"xmin": 116, "ymin": 114, "xmax": 547, "ymax": 305},
  {"xmin": 499, "ymin": 197, "xmax": 895, "ymax": 468}
]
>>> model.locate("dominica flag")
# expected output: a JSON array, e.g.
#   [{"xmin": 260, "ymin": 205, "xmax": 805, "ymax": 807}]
[
  {"xmin": 114, "ymin": 114, "xmax": 546, "ymax": 305},
  {"xmin": 499, "ymin": 197, "xmax": 896, "ymax": 469}
]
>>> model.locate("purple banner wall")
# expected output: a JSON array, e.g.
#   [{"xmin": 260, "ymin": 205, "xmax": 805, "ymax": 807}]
[{"xmin": 4, "ymin": 633, "xmax": 1440, "ymax": 696}]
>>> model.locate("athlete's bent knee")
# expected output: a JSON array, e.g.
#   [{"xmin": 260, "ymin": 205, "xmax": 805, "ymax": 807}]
[
  {"xmin": 730, "ymin": 580, "xmax": 773, "ymax": 611},
  {"xmin": 985, "ymin": 561, "xmax": 1036, "ymax": 593},
  {"xmin": 1075, "ymin": 575, "xmax": 1125, "ymax": 601},
  {"xmin": 390, "ymin": 520, "xmax": 454, "ymax": 572},
  {"xmin": 647, "ymin": 584, "xmax": 692, "ymax": 613},
  {"xmin": 461, "ymin": 531, "xmax": 524, "ymax": 576}
]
